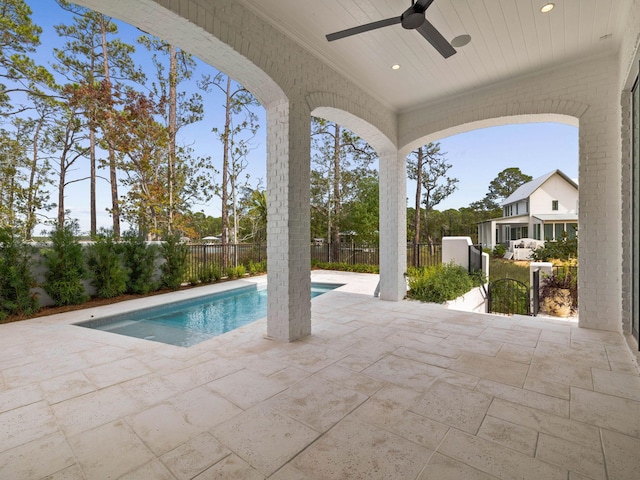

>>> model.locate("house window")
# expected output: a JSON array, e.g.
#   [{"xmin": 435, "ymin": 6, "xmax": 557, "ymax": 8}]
[
  {"xmin": 552, "ymin": 200, "xmax": 559, "ymax": 211},
  {"xmin": 555, "ymin": 223, "xmax": 564, "ymax": 240},
  {"xmin": 567, "ymin": 223, "xmax": 577, "ymax": 239},
  {"xmin": 544, "ymin": 224, "xmax": 554, "ymax": 240},
  {"xmin": 534, "ymin": 224, "xmax": 541, "ymax": 240},
  {"xmin": 516, "ymin": 204, "xmax": 519, "ymax": 215}
]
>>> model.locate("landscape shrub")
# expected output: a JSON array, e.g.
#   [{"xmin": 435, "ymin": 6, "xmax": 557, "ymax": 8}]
[
  {"xmin": 119, "ymin": 232, "xmax": 157, "ymax": 294},
  {"xmin": 311, "ymin": 260, "xmax": 379, "ymax": 274},
  {"xmin": 530, "ymin": 233, "xmax": 578, "ymax": 262},
  {"xmin": 492, "ymin": 244, "xmax": 507, "ymax": 258},
  {"xmin": 42, "ymin": 222, "xmax": 88, "ymax": 306},
  {"xmin": 86, "ymin": 230, "xmax": 128, "ymax": 298},
  {"xmin": 160, "ymin": 234, "xmax": 189, "ymax": 290},
  {"xmin": 406, "ymin": 262, "xmax": 476, "ymax": 304},
  {"xmin": 248, "ymin": 260, "xmax": 267, "ymax": 275},
  {"xmin": 225, "ymin": 265, "xmax": 237, "ymax": 279},
  {"xmin": 0, "ymin": 228, "xmax": 38, "ymax": 320},
  {"xmin": 201, "ymin": 264, "xmax": 222, "ymax": 283},
  {"xmin": 235, "ymin": 264, "xmax": 246, "ymax": 277}
]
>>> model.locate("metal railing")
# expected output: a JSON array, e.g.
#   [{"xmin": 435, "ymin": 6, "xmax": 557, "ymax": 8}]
[
  {"xmin": 310, "ymin": 242, "xmax": 443, "ymax": 268},
  {"xmin": 186, "ymin": 243, "xmax": 266, "ymax": 280}
]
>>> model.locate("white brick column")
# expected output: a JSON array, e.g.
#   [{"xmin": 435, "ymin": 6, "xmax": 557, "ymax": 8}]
[
  {"xmin": 379, "ymin": 149, "xmax": 407, "ymax": 301},
  {"xmin": 577, "ymin": 72, "xmax": 623, "ymax": 332},
  {"xmin": 265, "ymin": 98, "xmax": 312, "ymax": 341}
]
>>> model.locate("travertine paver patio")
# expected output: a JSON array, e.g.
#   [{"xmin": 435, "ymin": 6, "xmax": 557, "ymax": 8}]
[{"xmin": 1, "ymin": 271, "xmax": 639, "ymax": 479}]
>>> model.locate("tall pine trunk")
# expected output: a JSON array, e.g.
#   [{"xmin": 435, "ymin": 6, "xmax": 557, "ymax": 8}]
[
  {"xmin": 221, "ymin": 76, "xmax": 232, "ymax": 246},
  {"xmin": 101, "ymin": 22, "xmax": 120, "ymax": 238},
  {"xmin": 331, "ymin": 123, "xmax": 341, "ymax": 262},
  {"xmin": 89, "ymin": 125, "xmax": 96, "ymax": 235},
  {"xmin": 167, "ymin": 45, "xmax": 177, "ymax": 235},
  {"xmin": 25, "ymin": 115, "xmax": 45, "ymax": 240},
  {"xmin": 412, "ymin": 146, "xmax": 423, "ymax": 267}
]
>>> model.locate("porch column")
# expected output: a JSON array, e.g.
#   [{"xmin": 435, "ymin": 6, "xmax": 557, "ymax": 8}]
[
  {"xmin": 577, "ymin": 60, "xmax": 621, "ymax": 332},
  {"xmin": 265, "ymin": 98, "xmax": 311, "ymax": 341},
  {"xmin": 379, "ymin": 149, "xmax": 407, "ymax": 301}
]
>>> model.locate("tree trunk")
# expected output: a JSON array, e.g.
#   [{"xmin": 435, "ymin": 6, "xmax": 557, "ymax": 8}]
[
  {"xmin": 101, "ymin": 21, "xmax": 120, "ymax": 238},
  {"xmin": 167, "ymin": 45, "xmax": 178, "ymax": 235},
  {"xmin": 25, "ymin": 115, "xmax": 45, "ymax": 240},
  {"xmin": 89, "ymin": 126, "xmax": 96, "ymax": 235},
  {"xmin": 412, "ymin": 146, "xmax": 423, "ymax": 267},
  {"xmin": 221, "ymin": 76, "xmax": 232, "ymax": 246},
  {"xmin": 331, "ymin": 123, "xmax": 341, "ymax": 262},
  {"xmin": 58, "ymin": 161, "xmax": 65, "ymax": 227}
]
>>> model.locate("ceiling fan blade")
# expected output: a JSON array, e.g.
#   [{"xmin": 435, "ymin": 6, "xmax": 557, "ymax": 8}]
[
  {"xmin": 326, "ymin": 16, "xmax": 401, "ymax": 42},
  {"xmin": 416, "ymin": 19, "xmax": 456, "ymax": 58},
  {"xmin": 415, "ymin": 0, "xmax": 435, "ymax": 10}
]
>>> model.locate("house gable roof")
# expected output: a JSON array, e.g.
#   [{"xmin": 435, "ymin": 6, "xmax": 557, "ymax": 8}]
[{"xmin": 501, "ymin": 170, "xmax": 578, "ymax": 207}]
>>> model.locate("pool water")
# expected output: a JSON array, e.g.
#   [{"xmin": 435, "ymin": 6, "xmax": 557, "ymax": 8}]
[{"xmin": 75, "ymin": 282, "xmax": 343, "ymax": 347}]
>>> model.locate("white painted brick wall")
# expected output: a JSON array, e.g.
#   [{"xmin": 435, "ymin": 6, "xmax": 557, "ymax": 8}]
[
  {"xmin": 265, "ymin": 98, "xmax": 312, "ymax": 341},
  {"xmin": 618, "ymin": 0, "xmax": 640, "ymax": 337},
  {"xmin": 379, "ymin": 150, "xmax": 407, "ymax": 301}
]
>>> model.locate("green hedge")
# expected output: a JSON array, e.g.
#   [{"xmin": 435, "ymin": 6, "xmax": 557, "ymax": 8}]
[{"xmin": 406, "ymin": 262, "xmax": 483, "ymax": 304}]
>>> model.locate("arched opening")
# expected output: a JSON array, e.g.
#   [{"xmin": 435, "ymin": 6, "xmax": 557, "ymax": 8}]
[{"xmin": 403, "ymin": 116, "xmax": 579, "ymax": 317}]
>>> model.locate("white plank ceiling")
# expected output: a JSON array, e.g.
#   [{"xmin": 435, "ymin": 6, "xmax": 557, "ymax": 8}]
[{"xmin": 238, "ymin": 0, "xmax": 631, "ymax": 112}]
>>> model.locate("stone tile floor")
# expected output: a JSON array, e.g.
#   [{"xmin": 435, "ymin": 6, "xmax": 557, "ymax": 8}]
[{"xmin": 1, "ymin": 271, "xmax": 639, "ymax": 479}]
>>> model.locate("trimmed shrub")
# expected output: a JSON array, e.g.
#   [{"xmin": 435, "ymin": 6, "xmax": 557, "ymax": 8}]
[
  {"xmin": 119, "ymin": 232, "xmax": 157, "ymax": 294},
  {"xmin": 530, "ymin": 232, "xmax": 577, "ymax": 262},
  {"xmin": 42, "ymin": 222, "xmax": 88, "ymax": 306},
  {"xmin": 406, "ymin": 262, "xmax": 475, "ymax": 304},
  {"xmin": 201, "ymin": 264, "xmax": 222, "ymax": 283},
  {"xmin": 160, "ymin": 234, "xmax": 189, "ymax": 290},
  {"xmin": 248, "ymin": 260, "xmax": 267, "ymax": 275},
  {"xmin": 0, "ymin": 227, "xmax": 38, "ymax": 320},
  {"xmin": 86, "ymin": 230, "xmax": 128, "ymax": 298},
  {"xmin": 492, "ymin": 244, "xmax": 507, "ymax": 258},
  {"xmin": 311, "ymin": 260, "xmax": 379, "ymax": 274}
]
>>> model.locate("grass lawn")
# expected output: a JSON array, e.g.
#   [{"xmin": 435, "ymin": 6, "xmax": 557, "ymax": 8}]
[{"xmin": 489, "ymin": 258, "xmax": 530, "ymax": 285}]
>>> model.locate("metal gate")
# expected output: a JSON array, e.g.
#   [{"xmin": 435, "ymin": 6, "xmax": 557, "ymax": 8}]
[{"xmin": 488, "ymin": 278, "xmax": 531, "ymax": 316}]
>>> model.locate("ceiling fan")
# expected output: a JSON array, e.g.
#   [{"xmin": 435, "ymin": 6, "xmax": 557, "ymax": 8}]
[{"xmin": 325, "ymin": 0, "xmax": 456, "ymax": 58}]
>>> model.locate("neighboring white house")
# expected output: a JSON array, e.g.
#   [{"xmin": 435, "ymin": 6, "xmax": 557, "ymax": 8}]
[{"xmin": 477, "ymin": 170, "xmax": 578, "ymax": 255}]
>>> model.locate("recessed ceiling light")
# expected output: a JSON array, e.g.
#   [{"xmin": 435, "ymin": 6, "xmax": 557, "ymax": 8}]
[
  {"xmin": 391, "ymin": 64, "xmax": 400, "ymax": 70},
  {"xmin": 451, "ymin": 34, "xmax": 471, "ymax": 48},
  {"xmin": 540, "ymin": 3, "xmax": 554, "ymax": 13}
]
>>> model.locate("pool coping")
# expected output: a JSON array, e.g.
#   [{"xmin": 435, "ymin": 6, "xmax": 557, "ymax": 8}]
[{"xmin": 26, "ymin": 271, "xmax": 377, "ymax": 351}]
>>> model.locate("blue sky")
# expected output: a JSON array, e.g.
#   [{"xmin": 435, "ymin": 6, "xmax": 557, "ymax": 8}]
[
  {"xmin": 426, "ymin": 122, "xmax": 578, "ymax": 211},
  {"xmin": 26, "ymin": 0, "xmax": 577, "ymax": 233}
]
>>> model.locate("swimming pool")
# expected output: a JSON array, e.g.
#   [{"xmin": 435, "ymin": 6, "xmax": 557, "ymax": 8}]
[{"xmin": 75, "ymin": 282, "xmax": 343, "ymax": 347}]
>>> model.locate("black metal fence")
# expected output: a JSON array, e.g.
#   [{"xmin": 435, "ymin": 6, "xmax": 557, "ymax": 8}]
[
  {"xmin": 408, "ymin": 243, "xmax": 443, "ymax": 268},
  {"xmin": 193, "ymin": 242, "xmax": 443, "ymax": 270},
  {"xmin": 310, "ymin": 243, "xmax": 380, "ymax": 265},
  {"xmin": 186, "ymin": 243, "xmax": 266, "ymax": 280},
  {"xmin": 310, "ymin": 242, "xmax": 442, "ymax": 268}
]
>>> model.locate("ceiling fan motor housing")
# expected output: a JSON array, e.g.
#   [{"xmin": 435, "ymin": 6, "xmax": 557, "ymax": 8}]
[{"xmin": 401, "ymin": 7, "xmax": 426, "ymax": 29}]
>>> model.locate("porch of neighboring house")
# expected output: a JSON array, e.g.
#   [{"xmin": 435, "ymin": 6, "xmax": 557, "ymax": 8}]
[{"xmin": 478, "ymin": 215, "xmax": 577, "ymax": 260}]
